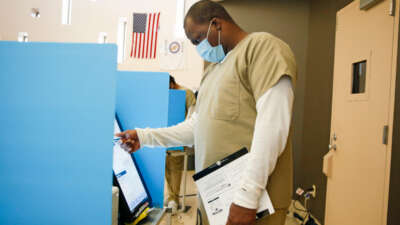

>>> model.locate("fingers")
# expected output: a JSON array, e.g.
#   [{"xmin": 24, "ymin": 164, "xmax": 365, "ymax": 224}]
[
  {"xmin": 115, "ymin": 132, "xmax": 124, "ymax": 137},
  {"xmin": 120, "ymin": 140, "xmax": 135, "ymax": 152},
  {"xmin": 226, "ymin": 214, "xmax": 234, "ymax": 225},
  {"xmin": 115, "ymin": 132, "xmax": 127, "ymax": 138},
  {"xmin": 120, "ymin": 139, "xmax": 141, "ymax": 154},
  {"xmin": 115, "ymin": 130, "xmax": 141, "ymax": 153},
  {"xmin": 115, "ymin": 131, "xmax": 131, "ymax": 140},
  {"xmin": 225, "ymin": 203, "xmax": 257, "ymax": 225},
  {"xmin": 115, "ymin": 130, "xmax": 133, "ymax": 144},
  {"xmin": 120, "ymin": 141, "xmax": 131, "ymax": 150}
]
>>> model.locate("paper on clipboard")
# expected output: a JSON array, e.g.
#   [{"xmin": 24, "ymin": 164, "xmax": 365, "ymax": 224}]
[{"xmin": 193, "ymin": 148, "xmax": 274, "ymax": 225}]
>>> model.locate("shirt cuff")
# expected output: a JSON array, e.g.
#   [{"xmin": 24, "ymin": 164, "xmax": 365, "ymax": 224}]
[
  {"xmin": 135, "ymin": 128, "xmax": 148, "ymax": 147},
  {"xmin": 233, "ymin": 182, "xmax": 264, "ymax": 209}
]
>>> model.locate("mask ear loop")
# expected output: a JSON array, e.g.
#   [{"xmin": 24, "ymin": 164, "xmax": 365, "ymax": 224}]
[
  {"xmin": 206, "ymin": 20, "xmax": 213, "ymax": 40},
  {"xmin": 218, "ymin": 30, "xmax": 221, "ymax": 45}
]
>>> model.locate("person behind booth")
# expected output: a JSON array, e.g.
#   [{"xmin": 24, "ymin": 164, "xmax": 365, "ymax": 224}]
[
  {"xmin": 117, "ymin": 1, "xmax": 297, "ymax": 225},
  {"xmin": 166, "ymin": 75, "xmax": 196, "ymax": 214}
]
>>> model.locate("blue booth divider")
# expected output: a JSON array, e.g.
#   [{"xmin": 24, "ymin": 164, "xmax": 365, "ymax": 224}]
[
  {"xmin": 0, "ymin": 42, "xmax": 117, "ymax": 225},
  {"xmin": 167, "ymin": 89, "xmax": 186, "ymax": 151},
  {"xmin": 116, "ymin": 71, "xmax": 170, "ymax": 208}
]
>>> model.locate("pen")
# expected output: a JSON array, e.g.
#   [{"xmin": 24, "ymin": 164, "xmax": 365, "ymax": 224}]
[{"xmin": 113, "ymin": 137, "xmax": 122, "ymax": 145}]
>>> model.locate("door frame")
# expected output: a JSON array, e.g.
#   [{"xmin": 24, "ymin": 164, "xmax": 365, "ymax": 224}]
[{"xmin": 383, "ymin": 0, "xmax": 400, "ymax": 224}]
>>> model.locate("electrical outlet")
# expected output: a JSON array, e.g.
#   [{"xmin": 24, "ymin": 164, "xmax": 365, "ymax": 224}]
[{"xmin": 310, "ymin": 185, "xmax": 317, "ymax": 198}]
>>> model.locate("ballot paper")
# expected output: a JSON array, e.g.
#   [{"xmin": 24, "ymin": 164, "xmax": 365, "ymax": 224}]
[{"xmin": 193, "ymin": 148, "xmax": 275, "ymax": 225}]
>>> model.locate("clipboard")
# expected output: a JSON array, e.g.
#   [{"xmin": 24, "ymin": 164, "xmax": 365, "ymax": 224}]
[{"xmin": 193, "ymin": 148, "xmax": 275, "ymax": 225}]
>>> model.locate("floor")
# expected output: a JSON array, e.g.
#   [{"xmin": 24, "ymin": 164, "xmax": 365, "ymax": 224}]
[{"xmin": 157, "ymin": 171, "xmax": 307, "ymax": 225}]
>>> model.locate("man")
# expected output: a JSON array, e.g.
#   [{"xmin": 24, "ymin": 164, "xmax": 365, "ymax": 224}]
[
  {"xmin": 166, "ymin": 75, "xmax": 196, "ymax": 214},
  {"xmin": 117, "ymin": 1, "xmax": 296, "ymax": 225}
]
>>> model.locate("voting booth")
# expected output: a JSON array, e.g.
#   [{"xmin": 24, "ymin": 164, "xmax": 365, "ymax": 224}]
[
  {"xmin": 116, "ymin": 71, "xmax": 170, "ymax": 209},
  {"xmin": 115, "ymin": 71, "xmax": 186, "ymax": 223},
  {"xmin": 0, "ymin": 42, "xmax": 187, "ymax": 225},
  {"xmin": 0, "ymin": 42, "xmax": 117, "ymax": 225},
  {"xmin": 167, "ymin": 89, "xmax": 186, "ymax": 151}
]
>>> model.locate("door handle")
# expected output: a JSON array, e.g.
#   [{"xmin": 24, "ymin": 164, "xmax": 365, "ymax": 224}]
[{"xmin": 323, "ymin": 150, "xmax": 335, "ymax": 178}]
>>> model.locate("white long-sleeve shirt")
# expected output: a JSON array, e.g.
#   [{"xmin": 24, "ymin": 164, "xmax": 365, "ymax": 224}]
[{"xmin": 136, "ymin": 76, "xmax": 293, "ymax": 209}]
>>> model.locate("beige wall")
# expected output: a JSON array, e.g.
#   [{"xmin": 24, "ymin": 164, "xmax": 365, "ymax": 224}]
[
  {"xmin": 0, "ymin": 0, "xmax": 203, "ymax": 89},
  {"xmin": 300, "ymin": 0, "xmax": 353, "ymax": 221},
  {"xmin": 221, "ymin": 0, "xmax": 310, "ymax": 195},
  {"xmin": 300, "ymin": 0, "xmax": 337, "ymax": 221}
]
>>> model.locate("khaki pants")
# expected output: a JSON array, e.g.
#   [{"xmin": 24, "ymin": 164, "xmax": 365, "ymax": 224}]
[
  {"xmin": 165, "ymin": 152, "xmax": 184, "ymax": 203},
  {"xmin": 197, "ymin": 198, "xmax": 287, "ymax": 225}
]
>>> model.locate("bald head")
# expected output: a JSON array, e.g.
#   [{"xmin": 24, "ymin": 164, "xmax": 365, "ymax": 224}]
[{"xmin": 184, "ymin": 0, "xmax": 234, "ymax": 28}]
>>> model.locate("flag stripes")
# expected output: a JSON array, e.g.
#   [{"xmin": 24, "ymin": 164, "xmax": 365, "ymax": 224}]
[
  {"xmin": 130, "ymin": 12, "xmax": 161, "ymax": 59},
  {"xmin": 154, "ymin": 12, "xmax": 160, "ymax": 59}
]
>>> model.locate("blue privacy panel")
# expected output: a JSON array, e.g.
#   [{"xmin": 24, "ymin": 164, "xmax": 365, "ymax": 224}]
[
  {"xmin": 116, "ymin": 71, "xmax": 169, "ymax": 208},
  {"xmin": 0, "ymin": 42, "xmax": 117, "ymax": 225},
  {"xmin": 167, "ymin": 90, "xmax": 186, "ymax": 151}
]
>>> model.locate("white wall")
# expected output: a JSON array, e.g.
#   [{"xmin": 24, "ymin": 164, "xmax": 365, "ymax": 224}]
[{"xmin": 0, "ymin": 0, "xmax": 203, "ymax": 89}]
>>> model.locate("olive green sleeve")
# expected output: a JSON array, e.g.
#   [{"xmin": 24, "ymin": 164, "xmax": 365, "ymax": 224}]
[{"xmin": 245, "ymin": 35, "xmax": 297, "ymax": 102}]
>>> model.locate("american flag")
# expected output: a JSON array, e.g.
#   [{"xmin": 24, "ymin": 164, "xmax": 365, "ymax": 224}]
[{"xmin": 130, "ymin": 12, "xmax": 161, "ymax": 59}]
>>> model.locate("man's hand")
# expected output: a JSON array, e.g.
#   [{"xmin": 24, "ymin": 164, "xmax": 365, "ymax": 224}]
[
  {"xmin": 226, "ymin": 203, "xmax": 257, "ymax": 225},
  {"xmin": 115, "ymin": 130, "xmax": 141, "ymax": 153}
]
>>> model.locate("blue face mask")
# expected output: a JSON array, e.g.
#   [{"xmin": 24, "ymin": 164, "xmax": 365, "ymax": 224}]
[{"xmin": 196, "ymin": 20, "xmax": 226, "ymax": 63}]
